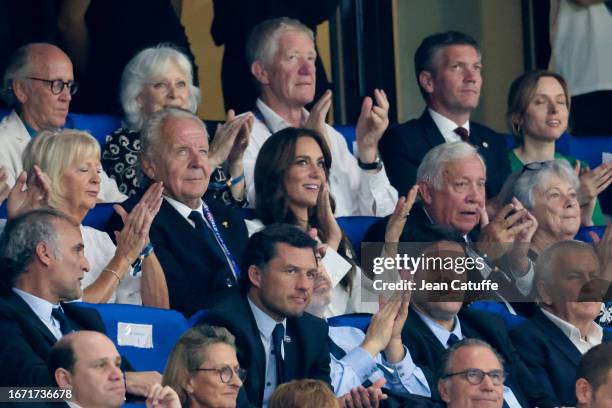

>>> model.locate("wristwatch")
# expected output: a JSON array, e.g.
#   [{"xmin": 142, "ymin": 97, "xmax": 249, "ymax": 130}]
[{"xmin": 358, "ymin": 154, "xmax": 383, "ymax": 171}]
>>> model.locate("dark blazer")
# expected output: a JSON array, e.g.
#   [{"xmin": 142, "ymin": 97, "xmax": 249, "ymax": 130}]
[
  {"xmin": 510, "ymin": 308, "xmax": 612, "ymax": 407},
  {"xmin": 107, "ymin": 196, "xmax": 249, "ymax": 317},
  {"xmin": 379, "ymin": 109, "xmax": 511, "ymax": 198},
  {"xmin": 0, "ymin": 291, "xmax": 106, "ymax": 387},
  {"xmin": 198, "ymin": 291, "xmax": 331, "ymax": 407},
  {"xmin": 402, "ymin": 306, "xmax": 557, "ymax": 408}
]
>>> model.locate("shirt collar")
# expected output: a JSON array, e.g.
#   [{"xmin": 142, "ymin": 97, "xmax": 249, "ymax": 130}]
[
  {"xmin": 12, "ymin": 287, "xmax": 57, "ymax": 325},
  {"xmin": 541, "ymin": 308, "xmax": 603, "ymax": 347},
  {"xmin": 163, "ymin": 195, "xmax": 203, "ymax": 221},
  {"xmin": 256, "ymin": 98, "xmax": 308, "ymax": 133},
  {"xmin": 428, "ymin": 108, "xmax": 470, "ymax": 141},
  {"xmin": 413, "ymin": 306, "xmax": 463, "ymax": 348},
  {"xmin": 247, "ymin": 296, "xmax": 286, "ymax": 342}
]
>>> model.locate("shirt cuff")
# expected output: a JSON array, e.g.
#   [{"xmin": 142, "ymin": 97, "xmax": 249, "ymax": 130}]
[{"xmin": 340, "ymin": 347, "xmax": 379, "ymax": 383}]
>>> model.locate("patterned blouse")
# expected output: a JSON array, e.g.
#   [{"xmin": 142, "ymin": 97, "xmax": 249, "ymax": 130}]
[{"xmin": 101, "ymin": 127, "xmax": 247, "ymax": 207}]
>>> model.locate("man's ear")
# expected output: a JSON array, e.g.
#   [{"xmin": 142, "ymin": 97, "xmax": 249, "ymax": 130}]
[
  {"xmin": 140, "ymin": 156, "xmax": 156, "ymax": 181},
  {"xmin": 419, "ymin": 181, "xmax": 434, "ymax": 206},
  {"xmin": 54, "ymin": 368, "xmax": 73, "ymax": 389},
  {"xmin": 35, "ymin": 242, "xmax": 54, "ymax": 267},
  {"xmin": 419, "ymin": 71, "xmax": 435, "ymax": 95},
  {"xmin": 537, "ymin": 280, "xmax": 553, "ymax": 306},
  {"xmin": 12, "ymin": 79, "xmax": 29, "ymax": 104},
  {"xmin": 438, "ymin": 380, "xmax": 451, "ymax": 403},
  {"xmin": 251, "ymin": 61, "xmax": 270, "ymax": 86},
  {"xmin": 575, "ymin": 378, "xmax": 593, "ymax": 405},
  {"xmin": 248, "ymin": 265, "xmax": 263, "ymax": 289}
]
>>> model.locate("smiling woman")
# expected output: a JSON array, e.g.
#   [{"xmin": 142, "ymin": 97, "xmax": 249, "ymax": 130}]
[{"xmin": 21, "ymin": 128, "xmax": 169, "ymax": 307}]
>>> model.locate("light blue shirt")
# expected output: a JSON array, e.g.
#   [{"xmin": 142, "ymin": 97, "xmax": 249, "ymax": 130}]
[
  {"xmin": 13, "ymin": 288, "xmax": 63, "ymax": 340},
  {"xmin": 329, "ymin": 325, "xmax": 431, "ymax": 397},
  {"xmin": 413, "ymin": 308, "xmax": 522, "ymax": 408},
  {"xmin": 247, "ymin": 297, "xmax": 286, "ymax": 408}
]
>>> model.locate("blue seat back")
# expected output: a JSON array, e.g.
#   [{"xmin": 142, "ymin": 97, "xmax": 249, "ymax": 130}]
[
  {"xmin": 328, "ymin": 313, "xmax": 372, "ymax": 332},
  {"xmin": 334, "ymin": 125, "xmax": 356, "ymax": 153},
  {"xmin": 188, "ymin": 309, "xmax": 210, "ymax": 327},
  {"xmin": 74, "ymin": 302, "xmax": 189, "ymax": 373},
  {"xmin": 336, "ymin": 216, "xmax": 381, "ymax": 259},
  {"xmin": 469, "ymin": 301, "xmax": 526, "ymax": 330},
  {"xmin": 575, "ymin": 225, "xmax": 606, "ymax": 243},
  {"xmin": 66, "ymin": 113, "xmax": 122, "ymax": 147},
  {"xmin": 82, "ymin": 203, "xmax": 117, "ymax": 230}
]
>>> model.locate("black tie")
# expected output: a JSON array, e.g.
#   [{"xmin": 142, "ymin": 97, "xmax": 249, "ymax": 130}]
[
  {"xmin": 272, "ymin": 323, "xmax": 286, "ymax": 385},
  {"xmin": 188, "ymin": 211, "xmax": 231, "ymax": 273},
  {"xmin": 454, "ymin": 127, "xmax": 470, "ymax": 143},
  {"xmin": 52, "ymin": 307, "xmax": 74, "ymax": 336},
  {"xmin": 447, "ymin": 333, "xmax": 461, "ymax": 347}
]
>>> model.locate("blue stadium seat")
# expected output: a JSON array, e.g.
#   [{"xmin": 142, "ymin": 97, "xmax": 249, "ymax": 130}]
[
  {"xmin": 334, "ymin": 125, "xmax": 356, "ymax": 153},
  {"xmin": 575, "ymin": 225, "xmax": 606, "ymax": 243},
  {"xmin": 74, "ymin": 302, "xmax": 189, "ymax": 373},
  {"xmin": 328, "ymin": 313, "xmax": 372, "ymax": 332},
  {"xmin": 65, "ymin": 113, "xmax": 122, "ymax": 147},
  {"xmin": 469, "ymin": 301, "xmax": 526, "ymax": 330},
  {"xmin": 562, "ymin": 135, "xmax": 612, "ymax": 169},
  {"xmin": 0, "ymin": 108, "xmax": 10, "ymax": 120},
  {"xmin": 83, "ymin": 203, "xmax": 118, "ymax": 230},
  {"xmin": 337, "ymin": 216, "xmax": 381, "ymax": 259}
]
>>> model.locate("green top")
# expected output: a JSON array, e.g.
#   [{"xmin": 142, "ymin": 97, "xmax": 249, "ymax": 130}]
[{"xmin": 508, "ymin": 149, "xmax": 606, "ymax": 226}]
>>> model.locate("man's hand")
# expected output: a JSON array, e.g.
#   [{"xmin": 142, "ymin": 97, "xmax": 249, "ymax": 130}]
[
  {"xmin": 125, "ymin": 371, "xmax": 163, "ymax": 397},
  {"xmin": 385, "ymin": 185, "xmax": 419, "ymax": 248},
  {"xmin": 476, "ymin": 202, "xmax": 534, "ymax": 261},
  {"xmin": 361, "ymin": 294, "xmax": 402, "ymax": 357},
  {"xmin": 338, "ymin": 378, "xmax": 387, "ymax": 408},
  {"xmin": 576, "ymin": 162, "xmax": 612, "ymax": 206},
  {"xmin": 591, "ymin": 223, "xmax": 612, "ymax": 281},
  {"xmin": 356, "ymin": 89, "xmax": 389, "ymax": 164},
  {"xmin": 304, "ymin": 90, "xmax": 332, "ymax": 143},
  {"xmin": 145, "ymin": 383, "xmax": 182, "ymax": 408},
  {"xmin": 209, "ymin": 110, "xmax": 254, "ymax": 169},
  {"xmin": 7, "ymin": 166, "xmax": 52, "ymax": 219}
]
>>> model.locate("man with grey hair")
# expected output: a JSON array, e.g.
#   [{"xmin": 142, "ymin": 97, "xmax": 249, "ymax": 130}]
[
  {"xmin": 106, "ymin": 107, "xmax": 249, "ymax": 317},
  {"xmin": 0, "ymin": 209, "xmax": 160, "ymax": 394},
  {"xmin": 244, "ymin": 17, "xmax": 398, "ymax": 217},
  {"xmin": 510, "ymin": 240, "xmax": 612, "ymax": 407},
  {"xmin": 379, "ymin": 30, "xmax": 510, "ymax": 199},
  {"xmin": 437, "ymin": 338, "xmax": 505, "ymax": 408},
  {"xmin": 0, "ymin": 42, "xmax": 124, "ymax": 202}
]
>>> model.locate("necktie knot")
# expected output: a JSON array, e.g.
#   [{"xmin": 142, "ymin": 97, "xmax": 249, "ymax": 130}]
[
  {"xmin": 189, "ymin": 211, "xmax": 206, "ymax": 230},
  {"xmin": 52, "ymin": 306, "xmax": 74, "ymax": 336},
  {"xmin": 447, "ymin": 333, "xmax": 461, "ymax": 347},
  {"xmin": 454, "ymin": 127, "xmax": 470, "ymax": 142}
]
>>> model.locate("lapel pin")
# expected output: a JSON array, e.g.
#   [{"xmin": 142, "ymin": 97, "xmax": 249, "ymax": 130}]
[
  {"xmin": 222, "ymin": 221, "xmax": 229, "ymax": 228},
  {"xmin": 482, "ymin": 141, "xmax": 489, "ymax": 148},
  {"xmin": 284, "ymin": 335, "xmax": 292, "ymax": 343}
]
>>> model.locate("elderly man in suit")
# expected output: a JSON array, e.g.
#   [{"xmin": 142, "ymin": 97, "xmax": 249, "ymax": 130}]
[
  {"xmin": 576, "ymin": 343, "xmax": 612, "ymax": 408},
  {"xmin": 244, "ymin": 17, "xmax": 397, "ymax": 217},
  {"xmin": 510, "ymin": 240, "xmax": 611, "ymax": 407},
  {"xmin": 0, "ymin": 209, "xmax": 159, "ymax": 394},
  {"xmin": 0, "ymin": 43, "xmax": 124, "ymax": 202},
  {"xmin": 379, "ymin": 31, "xmax": 510, "ymax": 199},
  {"xmin": 199, "ymin": 224, "xmax": 330, "ymax": 408},
  {"xmin": 106, "ymin": 107, "xmax": 249, "ymax": 317}
]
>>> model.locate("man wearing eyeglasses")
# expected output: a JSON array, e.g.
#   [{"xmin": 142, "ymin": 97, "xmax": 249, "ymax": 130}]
[
  {"xmin": 0, "ymin": 42, "xmax": 125, "ymax": 202},
  {"xmin": 438, "ymin": 338, "xmax": 505, "ymax": 408}
]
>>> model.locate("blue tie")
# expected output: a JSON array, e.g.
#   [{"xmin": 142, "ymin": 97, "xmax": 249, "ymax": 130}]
[
  {"xmin": 447, "ymin": 333, "xmax": 461, "ymax": 347},
  {"xmin": 52, "ymin": 307, "xmax": 74, "ymax": 336},
  {"xmin": 272, "ymin": 324, "xmax": 286, "ymax": 385}
]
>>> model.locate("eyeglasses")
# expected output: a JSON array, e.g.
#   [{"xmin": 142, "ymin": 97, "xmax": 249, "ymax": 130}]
[
  {"xmin": 519, "ymin": 160, "xmax": 553, "ymax": 176},
  {"xmin": 442, "ymin": 368, "xmax": 506, "ymax": 385},
  {"xmin": 27, "ymin": 77, "xmax": 79, "ymax": 95},
  {"xmin": 194, "ymin": 365, "xmax": 247, "ymax": 383}
]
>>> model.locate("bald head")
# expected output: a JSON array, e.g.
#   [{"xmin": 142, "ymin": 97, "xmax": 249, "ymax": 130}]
[
  {"xmin": 5, "ymin": 43, "xmax": 74, "ymax": 130},
  {"xmin": 49, "ymin": 331, "xmax": 125, "ymax": 408}
]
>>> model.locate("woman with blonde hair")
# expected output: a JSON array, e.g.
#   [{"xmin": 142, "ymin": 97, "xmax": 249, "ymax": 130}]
[
  {"xmin": 163, "ymin": 324, "xmax": 244, "ymax": 408},
  {"xmin": 22, "ymin": 128, "xmax": 168, "ymax": 306},
  {"xmin": 269, "ymin": 379, "xmax": 339, "ymax": 408}
]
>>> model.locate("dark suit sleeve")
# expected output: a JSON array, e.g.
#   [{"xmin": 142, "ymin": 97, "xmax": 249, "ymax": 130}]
[
  {"xmin": 310, "ymin": 319, "xmax": 332, "ymax": 386},
  {"xmin": 379, "ymin": 125, "xmax": 419, "ymax": 196}
]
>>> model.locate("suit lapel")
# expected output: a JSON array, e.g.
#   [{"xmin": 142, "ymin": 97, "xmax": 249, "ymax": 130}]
[
  {"xmin": 420, "ymin": 110, "xmax": 447, "ymax": 150},
  {"xmin": 283, "ymin": 320, "xmax": 299, "ymax": 381},
  {"xmin": 532, "ymin": 310, "xmax": 582, "ymax": 366},
  {"xmin": 6, "ymin": 291, "xmax": 57, "ymax": 345}
]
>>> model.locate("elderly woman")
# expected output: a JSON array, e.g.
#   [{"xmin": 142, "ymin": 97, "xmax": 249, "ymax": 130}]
[
  {"xmin": 22, "ymin": 128, "xmax": 169, "ymax": 307},
  {"xmin": 506, "ymin": 70, "xmax": 611, "ymax": 226},
  {"xmin": 163, "ymin": 324, "xmax": 244, "ymax": 408},
  {"xmin": 102, "ymin": 44, "xmax": 252, "ymax": 205}
]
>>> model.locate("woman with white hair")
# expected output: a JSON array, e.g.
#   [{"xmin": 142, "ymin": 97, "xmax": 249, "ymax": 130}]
[
  {"xmin": 102, "ymin": 44, "xmax": 252, "ymax": 205},
  {"xmin": 22, "ymin": 128, "xmax": 169, "ymax": 307}
]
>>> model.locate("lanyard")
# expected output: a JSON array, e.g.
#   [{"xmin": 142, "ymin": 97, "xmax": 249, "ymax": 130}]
[
  {"xmin": 253, "ymin": 107, "xmax": 272, "ymax": 133},
  {"xmin": 201, "ymin": 203, "xmax": 241, "ymax": 279}
]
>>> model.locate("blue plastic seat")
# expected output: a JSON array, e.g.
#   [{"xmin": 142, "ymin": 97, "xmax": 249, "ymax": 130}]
[
  {"xmin": 336, "ymin": 216, "xmax": 381, "ymax": 259},
  {"xmin": 334, "ymin": 125, "xmax": 356, "ymax": 153},
  {"xmin": 74, "ymin": 302, "xmax": 189, "ymax": 373},
  {"xmin": 65, "ymin": 113, "xmax": 122, "ymax": 147},
  {"xmin": 575, "ymin": 225, "xmax": 606, "ymax": 243},
  {"xmin": 83, "ymin": 203, "xmax": 118, "ymax": 230},
  {"xmin": 469, "ymin": 300, "xmax": 526, "ymax": 330},
  {"xmin": 328, "ymin": 313, "xmax": 372, "ymax": 332}
]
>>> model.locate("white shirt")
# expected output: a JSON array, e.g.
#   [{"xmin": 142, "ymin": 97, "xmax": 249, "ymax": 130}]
[
  {"xmin": 247, "ymin": 297, "xmax": 286, "ymax": 408},
  {"xmin": 80, "ymin": 225, "xmax": 141, "ymax": 305},
  {"xmin": 245, "ymin": 99, "xmax": 398, "ymax": 217},
  {"xmin": 428, "ymin": 108, "xmax": 471, "ymax": 143},
  {"xmin": 163, "ymin": 195, "xmax": 203, "ymax": 227},
  {"xmin": 13, "ymin": 288, "xmax": 63, "ymax": 340},
  {"xmin": 541, "ymin": 308, "xmax": 604, "ymax": 354}
]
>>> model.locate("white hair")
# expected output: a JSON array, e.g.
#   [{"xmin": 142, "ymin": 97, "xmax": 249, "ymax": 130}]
[
  {"xmin": 512, "ymin": 159, "xmax": 580, "ymax": 209},
  {"xmin": 416, "ymin": 141, "xmax": 486, "ymax": 190}
]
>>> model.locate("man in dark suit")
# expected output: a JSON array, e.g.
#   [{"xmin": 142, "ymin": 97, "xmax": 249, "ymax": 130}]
[
  {"xmin": 379, "ymin": 31, "xmax": 510, "ymax": 199},
  {"xmin": 401, "ymin": 241, "xmax": 556, "ymax": 408},
  {"xmin": 106, "ymin": 107, "xmax": 249, "ymax": 317},
  {"xmin": 199, "ymin": 224, "xmax": 330, "ymax": 407},
  {"xmin": 0, "ymin": 209, "xmax": 158, "ymax": 393},
  {"xmin": 510, "ymin": 241, "xmax": 611, "ymax": 407},
  {"xmin": 575, "ymin": 343, "xmax": 612, "ymax": 408}
]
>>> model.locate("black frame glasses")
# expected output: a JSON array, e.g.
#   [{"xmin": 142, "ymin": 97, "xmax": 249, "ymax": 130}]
[
  {"xmin": 442, "ymin": 368, "xmax": 506, "ymax": 385},
  {"xmin": 27, "ymin": 77, "xmax": 79, "ymax": 95},
  {"xmin": 194, "ymin": 365, "xmax": 247, "ymax": 383}
]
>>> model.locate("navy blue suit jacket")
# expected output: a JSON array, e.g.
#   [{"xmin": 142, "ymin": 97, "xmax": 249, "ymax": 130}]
[
  {"xmin": 402, "ymin": 306, "xmax": 557, "ymax": 408},
  {"xmin": 106, "ymin": 196, "xmax": 249, "ymax": 317},
  {"xmin": 379, "ymin": 109, "xmax": 511, "ymax": 198},
  {"xmin": 510, "ymin": 308, "xmax": 612, "ymax": 407}
]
